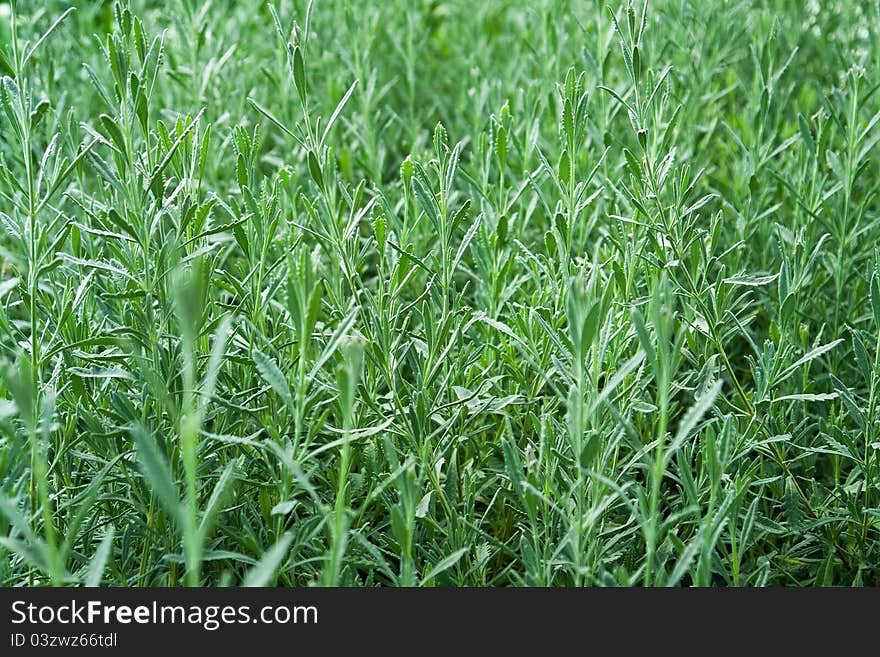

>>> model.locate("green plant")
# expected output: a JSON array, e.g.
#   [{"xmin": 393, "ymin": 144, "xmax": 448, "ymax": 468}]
[{"xmin": 1, "ymin": 0, "xmax": 879, "ymax": 587}]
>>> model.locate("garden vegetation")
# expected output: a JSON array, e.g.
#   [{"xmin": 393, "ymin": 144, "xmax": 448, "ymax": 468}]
[{"xmin": 1, "ymin": 0, "xmax": 880, "ymax": 586}]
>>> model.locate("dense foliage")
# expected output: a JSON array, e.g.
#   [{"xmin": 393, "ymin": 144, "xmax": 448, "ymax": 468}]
[{"xmin": 2, "ymin": 0, "xmax": 880, "ymax": 586}]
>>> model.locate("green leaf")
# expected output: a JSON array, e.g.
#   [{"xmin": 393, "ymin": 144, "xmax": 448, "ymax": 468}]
[
  {"xmin": 198, "ymin": 459, "xmax": 239, "ymax": 541},
  {"xmin": 631, "ymin": 307, "xmax": 656, "ymax": 365},
  {"xmin": 544, "ymin": 230, "xmax": 557, "ymax": 256},
  {"xmin": 770, "ymin": 392, "xmax": 838, "ymax": 403},
  {"xmin": 247, "ymin": 97, "xmax": 296, "ymax": 139},
  {"xmin": 830, "ymin": 375, "xmax": 866, "ymax": 431},
  {"xmin": 798, "ymin": 113, "xmax": 815, "ymax": 153},
  {"xmin": 390, "ymin": 505, "xmax": 407, "ymax": 544},
  {"xmin": 22, "ymin": 7, "xmax": 76, "ymax": 71},
  {"xmin": 667, "ymin": 380, "xmax": 722, "ymax": 460},
  {"xmin": 623, "ymin": 147, "xmax": 642, "ymax": 179},
  {"xmin": 783, "ymin": 477, "xmax": 805, "ymax": 532},
  {"xmin": 777, "ymin": 339, "xmax": 844, "ymax": 384},
  {"xmin": 419, "ymin": 548, "xmax": 468, "ymax": 586},
  {"xmin": 243, "ymin": 533, "xmax": 293, "ymax": 587},
  {"xmin": 558, "ymin": 149, "xmax": 571, "ymax": 185},
  {"xmin": 144, "ymin": 109, "xmax": 205, "ymax": 197},
  {"xmin": 100, "ymin": 114, "xmax": 126, "ymax": 154},
  {"xmin": 0, "ymin": 277, "xmax": 19, "ymax": 300},
  {"xmin": 494, "ymin": 124, "xmax": 507, "ymax": 169},
  {"xmin": 85, "ymin": 528, "xmax": 115, "ymax": 586},
  {"xmin": 871, "ymin": 269, "xmax": 880, "ymax": 329},
  {"xmin": 723, "ymin": 273, "xmax": 779, "ymax": 287},
  {"xmin": 321, "ymin": 78, "xmax": 358, "ymax": 145},
  {"xmin": 253, "ymin": 349, "xmax": 294, "ymax": 410},
  {"xmin": 411, "ymin": 173, "xmax": 440, "ymax": 231},
  {"xmin": 308, "ymin": 150, "xmax": 324, "ymax": 189},
  {"xmin": 373, "ymin": 213, "xmax": 386, "ymax": 253},
  {"xmin": 451, "ymin": 212, "xmax": 481, "ymax": 273},
  {"xmin": 415, "ymin": 491, "xmax": 432, "ymax": 519},
  {"xmin": 292, "ymin": 45, "xmax": 306, "ymax": 106},
  {"xmin": 132, "ymin": 423, "xmax": 182, "ymax": 524}
]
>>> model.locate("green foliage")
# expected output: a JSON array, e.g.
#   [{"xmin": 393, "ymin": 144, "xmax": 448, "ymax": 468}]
[{"xmin": 1, "ymin": 0, "xmax": 880, "ymax": 587}]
